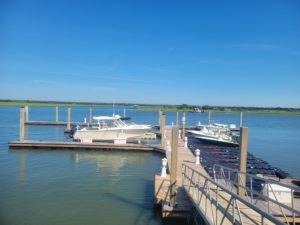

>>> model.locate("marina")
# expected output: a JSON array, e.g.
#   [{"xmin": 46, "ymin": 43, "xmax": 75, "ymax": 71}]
[
  {"xmin": 2, "ymin": 1, "xmax": 300, "ymax": 224},
  {"xmin": 5, "ymin": 106, "xmax": 300, "ymax": 224}
]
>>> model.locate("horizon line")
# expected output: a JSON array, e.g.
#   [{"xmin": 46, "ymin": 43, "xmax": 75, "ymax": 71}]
[{"xmin": 0, "ymin": 99, "xmax": 299, "ymax": 110}]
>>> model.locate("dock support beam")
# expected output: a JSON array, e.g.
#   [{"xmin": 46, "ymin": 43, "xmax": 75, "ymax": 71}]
[
  {"xmin": 238, "ymin": 126, "xmax": 248, "ymax": 196},
  {"xmin": 89, "ymin": 107, "xmax": 93, "ymax": 123},
  {"xmin": 170, "ymin": 126, "xmax": 178, "ymax": 207},
  {"xmin": 160, "ymin": 114, "xmax": 166, "ymax": 148},
  {"xmin": 55, "ymin": 106, "xmax": 59, "ymax": 124},
  {"xmin": 208, "ymin": 111, "xmax": 211, "ymax": 125},
  {"xmin": 175, "ymin": 111, "xmax": 178, "ymax": 126},
  {"xmin": 20, "ymin": 107, "xmax": 25, "ymax": 142},
  {"xmin": 67, "ymin": 108, "xmax": 71, "ymax": 131},
  {"xmin": 182, "ymin": 112, "xmax": 186, "ymax": 140},
  {"xmin": 240, "ymin": 112, "xmax": 243, "ymax": 127}
]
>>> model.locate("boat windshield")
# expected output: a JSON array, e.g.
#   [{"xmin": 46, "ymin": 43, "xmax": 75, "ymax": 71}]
[{"xmin": 113, "ymin": 119, "xmax": 127, "ymax": 127}]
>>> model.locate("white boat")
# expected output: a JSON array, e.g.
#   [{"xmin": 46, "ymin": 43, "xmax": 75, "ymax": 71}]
[
  {"xmin": 73, "ymin": 115, "xmax": 152, "ymax": 143},
  {"xmin": 189, "ymin": 125, "xmax": 239, "ymax": 147}
]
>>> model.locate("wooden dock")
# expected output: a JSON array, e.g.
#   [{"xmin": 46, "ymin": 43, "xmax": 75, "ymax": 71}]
[
  {"xmin": 25, "ymin": 121, "xmax": 98, "ymax": 126},
  {"xmin": 154, "ymin": 125, "xmax": 299, "ymax": 224},
  {"xmin": 9, "ymin": 140, "xmax": 164, "ymax": 154},
  {"xmin": 155, "ymin": 126, "xmax": 209, "ymax": 217}
]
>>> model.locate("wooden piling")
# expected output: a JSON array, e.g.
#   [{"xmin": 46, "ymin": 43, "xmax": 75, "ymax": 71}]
[
  {"xmin": 182, "ymin": 112, "xmax": 186, "ymax": 140},
  {"xmin": 161, "ymin": 114, "xmax": 166, "ymax": 148},
  {"xmin": 238, "ymin": 126, "xmax": 248, "ymax": 196},
  {"xmin": 240, "ymin": 112, "xmax": 243, "ymax": 127},
  {"xmin": 208, "ymin": 111, "xmax": 211, "ymax": 125},
  {"xmin": 24, "ymin": 106, "xmax": 29, "ymax": 122},
  {"xmin": 170, "ymin": 126, "xmax": 178, "ymax": 207},
  {"xmin": 20, "ymin": 107, "xmax": 25, "ymax": 142},
  {"xmin": 67, "ymin": 108, "xmax": 71, "ymax": 131},
  {"xmin": 159, "ymin": 110, "xmax": 162, "ymax": 130},
  {"xmin": 175, "ymin": 111, "xmax": 178, "ymax": 126},
  {"xmin": 55, "ymin": 106, "xmax": 59, "ymax": 124},
  {"xmin": 89, "ymin": 107, "xmax": 93, "ymax": 123}
]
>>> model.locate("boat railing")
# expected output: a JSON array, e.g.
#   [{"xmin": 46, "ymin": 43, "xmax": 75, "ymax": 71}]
[{"xmin": 213, "ymin": 164, "xmax": 300, "ymax": 224}]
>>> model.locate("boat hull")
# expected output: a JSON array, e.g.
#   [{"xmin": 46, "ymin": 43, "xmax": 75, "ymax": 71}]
[
  {"xmin": 194, "ymin": 136, "xmax": 239, "ymax": 147},
  {"xmin": 73, "ymin": 126, "xmax": 152, "ymax": 142}
]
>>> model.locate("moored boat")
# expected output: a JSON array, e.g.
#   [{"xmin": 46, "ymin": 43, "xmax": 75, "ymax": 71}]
[
  {"xmin": 73, "ymin": 114, "xmax": 152, "ymax": 143},
  {"xmin": 189, "ymin": 124, "xmax": 239, "ymax": 147}
]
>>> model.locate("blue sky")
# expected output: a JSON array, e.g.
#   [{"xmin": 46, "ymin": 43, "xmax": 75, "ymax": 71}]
[{"xmin": 1, "ymin": 0, "xmax": 300, "ymax": 107}]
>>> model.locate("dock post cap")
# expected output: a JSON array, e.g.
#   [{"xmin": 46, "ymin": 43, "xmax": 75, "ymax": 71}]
[
  {"xmin": 161, "ymin": 158, "xmax": 168, "ymax": 177},
  {"xmin": 184, "ymin": 137, "xmax": 188, "ymax": 148},
  {"xmin": 167, "ymin": 140, "xmax": 171, "ymax": 152},
  {"xmin": 195, "ymin": 149, "xmax": 200, "ymax": 165}
]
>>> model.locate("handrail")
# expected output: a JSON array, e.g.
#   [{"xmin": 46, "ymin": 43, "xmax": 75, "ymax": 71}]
[
  {"xmin": 212, "ymin": 164, "xmax": 300, "ymax": 224},
  {"xmin": 182, "ymin": 163, "xmax": 286, "ymax": 225},
  {"xmin": 213, "ymin": 164, "xmax": 300, "ymax": 191}
]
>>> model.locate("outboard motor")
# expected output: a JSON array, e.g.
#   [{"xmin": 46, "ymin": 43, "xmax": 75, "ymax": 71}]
[{"xmin": 275, "ymin": 169, "xmax": 288, "ymax": 181}]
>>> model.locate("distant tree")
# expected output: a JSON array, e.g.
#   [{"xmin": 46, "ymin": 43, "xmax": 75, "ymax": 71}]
[{"xmin": 177, "ymin": 104, "xmax": 189, "ymax": 110}]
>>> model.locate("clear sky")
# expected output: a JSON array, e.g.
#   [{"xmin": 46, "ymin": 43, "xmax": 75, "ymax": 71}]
[{"xmin": 1, "ymin": 0, "xmax": 299, "ymax": 107}]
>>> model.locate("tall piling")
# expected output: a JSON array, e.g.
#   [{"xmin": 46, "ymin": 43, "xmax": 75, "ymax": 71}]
[
  {"xmin": 24, "ymin": 106, "xmax": 29, "ymax": 122},
  {"xmin": 89, "ymin": 107, "xmax": 93, "ymax": 123},
  {"xmin": 208, "ymin": 111, "xmax": 211, "ymax": 125},
  {"xmin": 240, "ymin": 112, "xmax": 243, "ymax": 127},
  {"xmin": 170, "ymin": 126, "xmax": 178, "ymax": 207},
  {"xmin": 175, "ymin": 111, "xmax": 178, "ymax": 126},
  {"xmin": 182, "ymin": 112, "xmax": 186, "ymax": 140},
  {"xmin": 20, "ymin": 107, "xmax": 25, "ymax": 142},
  {"xmin": 159, "ymin": 110, "xmax": 162, "ymax": 130},
  {"xmin": 238, "ymin": 126, "xmax": 248, "ymax": 196},
  {"xmin": 55, "ymin": 106, "xmax": 59, "ymax": 124},
  {"xmin": 160, "ymin": 114, "xmax": 166, "ymax": 148},
  {"xmin": 67, "ymin": 108, "xmax": 71, "ymax": 131}
]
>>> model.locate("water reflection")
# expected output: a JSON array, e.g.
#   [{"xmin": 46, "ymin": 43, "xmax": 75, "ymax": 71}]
[
  {"xmin": 54, "ymin": 126, "xmax": 59, "ymax": 141},
  {"xmin": 18, "ymin": 152, "xmax": 25, "ymax": 184},
  {"xmin": 71, "ymin": 151, "xmax": 151, "ymax": 175}
]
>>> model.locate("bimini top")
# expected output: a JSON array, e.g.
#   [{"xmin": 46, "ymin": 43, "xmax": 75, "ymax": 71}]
[{"xmin": 93, "ymin": 114, "xmax": 121, "ymax": 121}]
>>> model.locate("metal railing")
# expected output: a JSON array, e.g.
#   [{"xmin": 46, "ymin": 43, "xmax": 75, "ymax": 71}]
[
  {"xmin": 182, "ymin": 163, "xmax": 286, "ymax": 225},
  {"xmin": 213, "ymin": 164, "xmax": 300, "ymax": 225}
]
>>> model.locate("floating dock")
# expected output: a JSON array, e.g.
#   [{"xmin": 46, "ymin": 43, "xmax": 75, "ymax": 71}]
[
  {"xmin": 9, "ymin": 141, "xmax": 163, "ymax": 153},
  {"xmin": 25, "ymin": 121, "xmax": 99, "ymax": 126}
]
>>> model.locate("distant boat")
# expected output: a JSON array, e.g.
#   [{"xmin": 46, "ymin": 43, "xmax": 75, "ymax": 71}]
[
  {"xmin": 194, "ymin": 107, "xmax": 204, "ymax": 113},
  {"xmin": 189, "ymin": 125, "xmax": 239, "ymax": 147},
  {"xmin": 73, "ymin": 114, "xmax": 151, "ymax": 143}
]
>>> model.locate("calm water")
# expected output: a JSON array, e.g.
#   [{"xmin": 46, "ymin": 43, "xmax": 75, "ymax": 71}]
[{"xmin": 0, "ymin": 106, "xmax": 300, "ymax": 225}]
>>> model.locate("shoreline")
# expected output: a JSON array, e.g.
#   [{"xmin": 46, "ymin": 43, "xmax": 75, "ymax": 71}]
[
  {"xmin": 137, "ymin": 108, "xmax": 300, "ymax": 115},
  {"xmin": 0, "ymin": 101, "xmax": 299, "ymax": 115}
]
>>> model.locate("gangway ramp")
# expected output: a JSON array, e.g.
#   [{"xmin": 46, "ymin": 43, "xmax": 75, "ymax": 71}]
[{"xmin": 182, "ymin": 163, "xmax": 290, "ymax": 225}]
